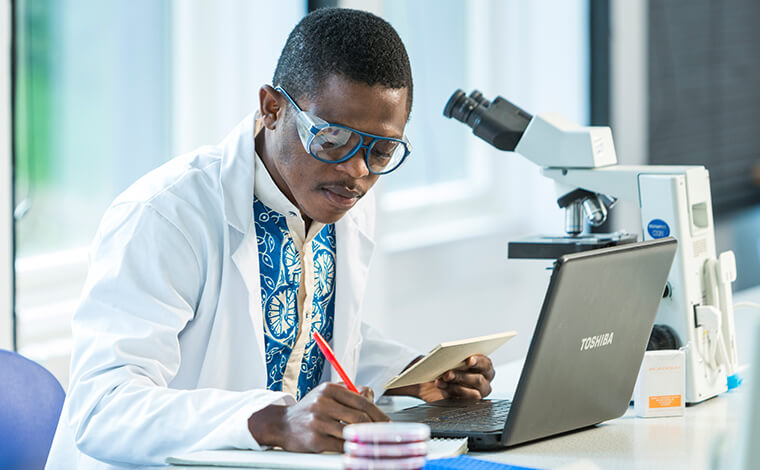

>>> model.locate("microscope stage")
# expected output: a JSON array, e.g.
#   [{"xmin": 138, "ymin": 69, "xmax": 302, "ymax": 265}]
[{"xmin": 507, "ymin": 232, "xmax": 638, "ymax": 259}]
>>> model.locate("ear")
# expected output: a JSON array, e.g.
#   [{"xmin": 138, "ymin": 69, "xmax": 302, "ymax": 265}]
[{"xmin": 258, "ymin": 85, "xmax": 284, "ymax": 130}]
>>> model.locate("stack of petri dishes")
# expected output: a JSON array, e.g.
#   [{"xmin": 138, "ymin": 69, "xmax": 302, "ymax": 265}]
[{"xmin": 343, "ymin": 423, "xmax": 431, "ymax": 470}]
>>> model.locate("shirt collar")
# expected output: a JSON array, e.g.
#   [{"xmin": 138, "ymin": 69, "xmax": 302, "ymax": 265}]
[
  {"xmin": 253, "ymin": 151, "xmax": 301, "ymax": 219},
  {"xmin": 253, "ymin": 135, "xmax": 325, "ymax": 243}
]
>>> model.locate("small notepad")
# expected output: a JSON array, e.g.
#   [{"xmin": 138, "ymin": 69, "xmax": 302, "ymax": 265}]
[
  {"xmin": 167, "ymin": 438, "xmax": 468, "ymax": 469},
  {"xmin": 384, "ymin": 331, "xmax": 517, "ymax": 390}
]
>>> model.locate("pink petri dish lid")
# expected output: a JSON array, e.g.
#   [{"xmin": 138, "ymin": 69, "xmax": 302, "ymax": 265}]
[
  {"xmin": 342, "ymin": 454, "xmax": 427, "ymax": 470},
  {"xmin": 343, "ymin": 423, "xmax": 431, "ymax": 444},
  {"xmin": 344, "ymin": 440, "xmax": 428, "ymax": 458}
]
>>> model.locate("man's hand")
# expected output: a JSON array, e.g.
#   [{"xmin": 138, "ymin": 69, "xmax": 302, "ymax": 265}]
[
  {"xmin": 248, "ymin": 382, "xmax": 389, "ymax": 453},
  {"xmin": 430, "ymin": 354, "xmax": 495, "ymax": 400},
  {"xmin": 385, "ymin": 354, "xmax": 495, "ymax": 402}
]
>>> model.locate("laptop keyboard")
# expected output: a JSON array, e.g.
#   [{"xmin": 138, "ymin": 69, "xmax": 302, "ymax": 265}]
[{"xmin": 416, "ymin": 399, "xmax": 512, "ymax": 432}]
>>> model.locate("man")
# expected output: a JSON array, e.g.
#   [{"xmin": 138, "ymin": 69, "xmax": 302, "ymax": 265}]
[{"xmin": 46, "ymin": 8, "xmax": 494, "ymax": 468}]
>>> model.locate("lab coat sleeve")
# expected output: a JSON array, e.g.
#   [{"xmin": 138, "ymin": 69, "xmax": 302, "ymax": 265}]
[
  {"xmin": 355, "ymin": 322, "xmax": 422, "ymax": 401},
  {"xmin": 66, "ymin": 202, "xmax": 294, "ymax": 466}
]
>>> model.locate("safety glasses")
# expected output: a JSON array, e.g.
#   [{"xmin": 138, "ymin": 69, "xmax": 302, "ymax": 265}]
[{"xmin": 275, "ymin": 86, "xmax": 411, "ymax": 175}]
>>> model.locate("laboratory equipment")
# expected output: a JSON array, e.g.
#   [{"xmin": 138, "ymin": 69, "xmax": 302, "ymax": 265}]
[{"xmin": 444, "ymin": 89, "xmax": 740, "ymax": 404}]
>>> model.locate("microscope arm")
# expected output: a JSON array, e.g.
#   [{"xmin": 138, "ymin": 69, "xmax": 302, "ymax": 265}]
[
  {"xmin": 544, "ymin": 162, "xmax": 740, "ymax": 400},
  {"xmin": 541, "ymin": 165, "xmax": 705, "ymax": 204}
]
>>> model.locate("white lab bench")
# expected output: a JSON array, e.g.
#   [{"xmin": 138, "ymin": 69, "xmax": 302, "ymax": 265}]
[
  {"xmin": 465, "ymin": 362, "xmax": 743, "ymax": 470},
  {"xmin": 166, "ymin": 286, "xmax": 759, "ymax": 470},
  {"xmin": 464, "ymin": 285, "xmax": 760, "ymax": 470}
]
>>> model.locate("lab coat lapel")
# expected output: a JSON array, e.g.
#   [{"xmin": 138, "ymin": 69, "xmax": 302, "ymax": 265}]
[
  {"xmin": 195, "ymin": 114, "xmax": 268, "ymax": 388},
  {"xmin": 231, "ymin": 228, "xmax": 266, "ymax": 365},
  {"xmin": 332, "ymin": 210, "xmax": 375, "ymax": 383},
  {"xmin": 221, "ymin": 114, "xmax": 266, "ymax": 366}
]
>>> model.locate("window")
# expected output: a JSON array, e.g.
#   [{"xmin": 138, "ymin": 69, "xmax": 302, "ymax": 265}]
[
  {"xmin": 1, "ymin": 0, "xmax": 11, "ymax": 351},
  {"xmin": 13, "ymin": 0, "xmax": 306, "ymax": 384},
  {"xmin": 345, "ymin": 0, "xmax": 592, "ymax": 362},
  {"xmin": 15, "ymin": 1, "xmax": 172, "ymax": 257},
  {"xmin": 344, "ymin": 0, "xmax": 590, "ymax": 250}
]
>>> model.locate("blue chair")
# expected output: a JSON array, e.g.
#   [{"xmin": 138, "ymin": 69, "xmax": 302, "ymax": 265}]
[{"xmin": 0, "ymin": 349, "xmax": 65, "ymax": 470}]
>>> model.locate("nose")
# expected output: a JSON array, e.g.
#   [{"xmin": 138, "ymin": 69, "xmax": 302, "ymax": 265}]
[{"xmin": 335, "ymin": 147, "xmax": 370, "ymax": 178}]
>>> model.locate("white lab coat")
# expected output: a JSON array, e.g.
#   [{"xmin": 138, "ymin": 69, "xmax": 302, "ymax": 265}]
[{"xmin": 45, "ymin": 114, "xmax": 420, "ymax": 469}]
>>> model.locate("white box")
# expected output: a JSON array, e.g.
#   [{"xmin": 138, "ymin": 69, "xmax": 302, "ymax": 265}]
[{"xmin": 633, "ymin": 350, "xmax": 686, "ymax": 418}]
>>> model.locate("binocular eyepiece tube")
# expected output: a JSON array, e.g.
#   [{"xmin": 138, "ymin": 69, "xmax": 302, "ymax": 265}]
[{"xmin": 443, "ymin": 89, "xmax": 533, "ymax": 152}]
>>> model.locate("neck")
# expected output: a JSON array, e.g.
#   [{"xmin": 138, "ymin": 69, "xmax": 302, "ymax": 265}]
[{"xmin": 254, "ymin": 127, "xmax": 313, "ymax": 231}]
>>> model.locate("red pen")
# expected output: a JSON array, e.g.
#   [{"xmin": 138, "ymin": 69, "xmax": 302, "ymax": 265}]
[{"xmin": 313, "ymin": 331, "xmax": 360, "ymax": 394}]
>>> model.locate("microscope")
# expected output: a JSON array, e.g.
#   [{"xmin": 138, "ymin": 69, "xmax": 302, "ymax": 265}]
[{"xmin": 444, "ymin": 89, "xmax": 740, "ymax": 404}]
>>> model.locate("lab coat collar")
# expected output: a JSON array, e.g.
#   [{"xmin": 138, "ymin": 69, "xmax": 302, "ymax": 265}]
[
  {"xmin": 222, "ymin": 114, "xmax": 266, "ymax": 365},
  {"xmin": 332, "ymin": 211, "xmax": 375, "ymax": 381},
  {"xmin": 219, "ymin": 113, "xmax": 257, "ymax": 235}
]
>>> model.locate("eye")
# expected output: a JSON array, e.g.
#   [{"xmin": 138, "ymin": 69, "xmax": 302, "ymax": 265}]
[
  {"xmin": 316, "ymin": 139, "xmax": 339, "ymax": 150},
  {"xmin": 315, "ymin": 127, "xmax": 352, "ymax": 147},
  {"xmin": 370, "ymin": 148, "xmax": 392, "ymax": 160},
  {"xmin": 370, "ymin": 141, "xmax": 399, "ymax": 161}
]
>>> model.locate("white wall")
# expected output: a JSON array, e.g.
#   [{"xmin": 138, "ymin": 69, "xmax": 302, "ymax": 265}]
[
  {"xmin": 359, "ymin": 0, "xmax": 590, "ymax": 365},
  {"xmin": 609, "ymin": 0, "xmax": 648, "ymax": 232},
  {"xmin": 1, "ymin": 0, "xmax": 13, "ymax": 351},
  {"xmin": 171, "ymin": 0, "xmax": 304, "ymax": 155},
  {"xmin": 364, "ymin": 232, "xmax": 556, "ymax": 367}
]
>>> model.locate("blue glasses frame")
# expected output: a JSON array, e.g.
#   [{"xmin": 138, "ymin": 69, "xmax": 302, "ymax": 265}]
[{"xmin": 275, "ymin": 86, "xmax": 411, "ymax": 175}]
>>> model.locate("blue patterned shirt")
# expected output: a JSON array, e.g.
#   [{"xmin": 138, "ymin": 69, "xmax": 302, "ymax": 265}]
[{"xmin": 253, "ymin": 176, "xmax": 337, "ymax": 400}]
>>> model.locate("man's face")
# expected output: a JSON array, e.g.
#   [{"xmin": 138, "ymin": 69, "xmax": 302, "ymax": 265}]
[{"xmin": 264, "ymin": 75, "xmax": 409, "ymax": 225}]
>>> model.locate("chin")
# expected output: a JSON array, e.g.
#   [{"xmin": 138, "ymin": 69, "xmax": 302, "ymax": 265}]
[
  {"xmin": 305, "ymin": 204, "xmax": 350, "ymax": 225},
  {"xmin": 313, "ymin": 210, "xmax": 348, "ymax": 225}
]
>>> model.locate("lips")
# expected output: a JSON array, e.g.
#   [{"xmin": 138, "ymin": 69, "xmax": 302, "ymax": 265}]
[
  {"xmin": 321, "ymin": 184, "xmax": 363, "ymax": 210},
  {"xmin": 324, "ymin": 184, "xmax": 362, "ymax": 198}
]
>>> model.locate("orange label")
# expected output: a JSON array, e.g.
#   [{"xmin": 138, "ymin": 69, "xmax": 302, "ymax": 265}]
[{"xmin": 649, "ymin": 394, "xmax": 682, "ymax": 408}]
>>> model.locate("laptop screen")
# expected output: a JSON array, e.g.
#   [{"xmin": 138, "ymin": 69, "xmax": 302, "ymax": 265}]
[{"xmin": 502, "ymin": 238, "xmax": 677, "ymax": 446}]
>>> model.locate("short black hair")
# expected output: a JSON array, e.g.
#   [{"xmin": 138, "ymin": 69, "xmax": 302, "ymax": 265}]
[{"xmin": 273, "ymin": 8, "xmax": 413, "ymax": 113}]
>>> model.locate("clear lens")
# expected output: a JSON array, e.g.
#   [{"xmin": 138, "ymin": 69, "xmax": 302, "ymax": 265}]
[
  {"xmin": 367, "ymin": 139, "xmax": 406, "ymax": 174},
  {"xmin": 295, "ymin": 112, "xmax": 328, "ymax": 153},
  {"xmin": 303, "ymin": 121, "xmax": 410, "ymax": 174},
  {"xmin": 310, "ymin": 126, "xmax": 359, "ymax": 160}
]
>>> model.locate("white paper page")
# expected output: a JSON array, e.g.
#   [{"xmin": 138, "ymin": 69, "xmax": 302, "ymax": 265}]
[{"xmin": 167, "ymin": 437, "xmax": 467, "ymax": 469}]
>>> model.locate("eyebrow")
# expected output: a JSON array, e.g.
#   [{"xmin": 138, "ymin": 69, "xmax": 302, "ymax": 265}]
[{"xmin": 277, "ymin": 86, "xmax": 404, "ymax": 140}]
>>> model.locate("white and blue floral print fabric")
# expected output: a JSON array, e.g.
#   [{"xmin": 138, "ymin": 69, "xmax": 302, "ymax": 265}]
[{"xmin": 254, "ymin": 196, "xmax": 336, "ymax": 400}]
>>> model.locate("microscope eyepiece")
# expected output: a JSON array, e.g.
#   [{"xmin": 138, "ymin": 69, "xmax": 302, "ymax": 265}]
[
  {"xmin": 443, "ymin": 89, "xmax": 491, "ymax": 125},
  {"xmin": 443, "ymin": 89, "xmax": 533, "ymax": 151}
]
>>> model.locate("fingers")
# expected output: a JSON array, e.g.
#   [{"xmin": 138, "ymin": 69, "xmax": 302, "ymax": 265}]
[
  {"xmin": 437, "ymin": 374, "xmax": 492, "ymax": 399},
  {"xmin": 439, "ymin": 371, "xmax": 493, "ymax": 398},
  {"xmin": 297, "ymin": 417, "xmax": 345, "ymax": 452},
  {"xmin": 438, "ymin": 383, "xmax": 482, "ymax": 400},
  {"xmin": 447, "ymin": 355, "xmax": 495, "ymax": 378},
  {"xmin": 471, "ymin": 355, "xmax": 496, "ymax": 380},
  {"xmin": 278, "ymin": 383, "xmax": 389, "ymax": 454},
  {"xmin": 359, "ymin": 385, "xmax": 375, "ymax": 402},
  {"xmin": 314, "ymin": 414, "xmax": 347, "ymax": 440},
  {"xmin": 318, "ymin": 435, "xmax": 345, "ymax": 453},
  {"xmin": 438, "ymin": 355, "xmax": 495, "ymax": 399},
  {"xmin": 442, "ymin": 355, "xmax": 494, "ymax": 381},
  {"xmin": 321, "ymin": 399, "xmax": 375, "ymax": 426},
  {"xmin": 322, "ymin": 383, "xmax": 390, "ymax": 423}
]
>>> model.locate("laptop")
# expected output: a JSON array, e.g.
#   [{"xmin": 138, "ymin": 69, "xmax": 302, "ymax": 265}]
[{"xmin": 388, "ymin": 237, "xmax": 678, "ymax": 450}]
